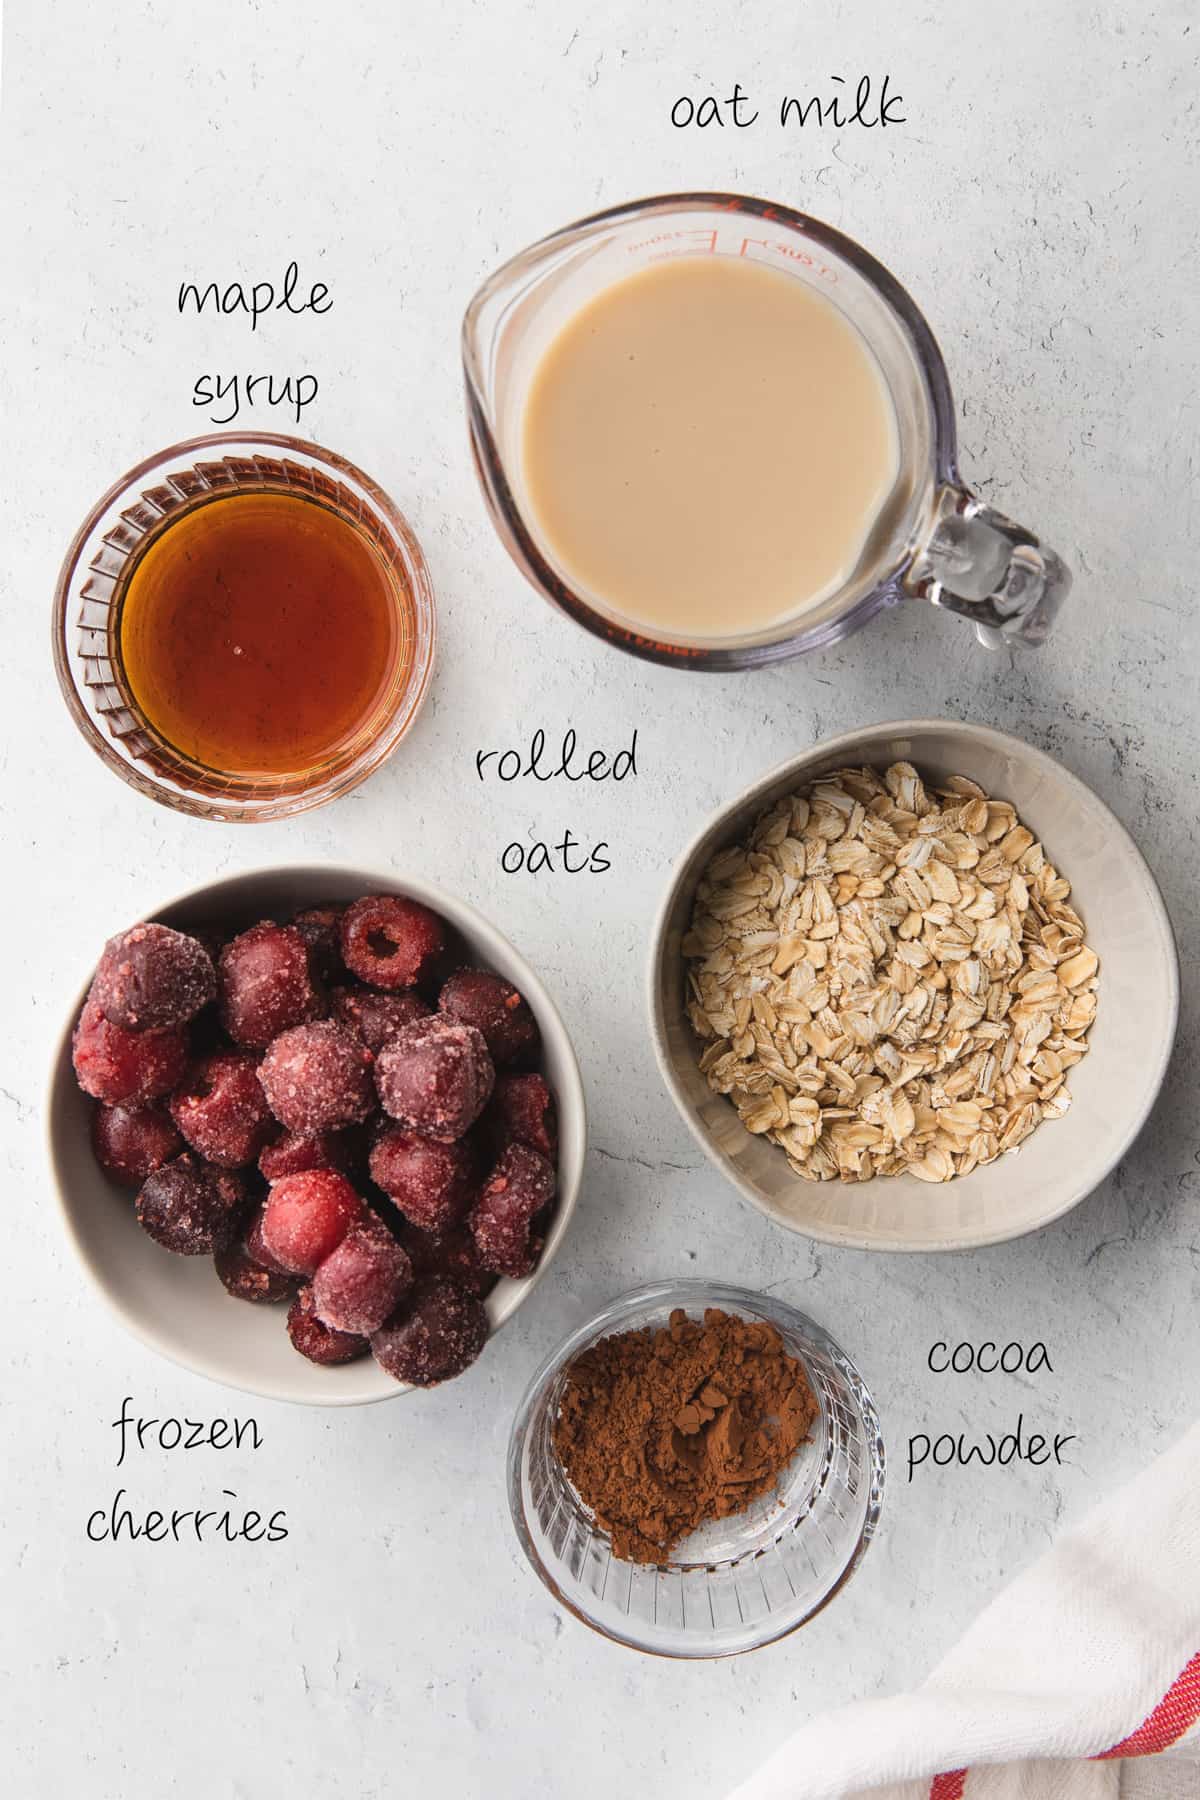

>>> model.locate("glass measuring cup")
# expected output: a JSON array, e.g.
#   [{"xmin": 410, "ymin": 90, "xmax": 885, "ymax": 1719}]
[{"xmin": 462, "ymin": 192, "xmax": 1071, "ymax": 670}]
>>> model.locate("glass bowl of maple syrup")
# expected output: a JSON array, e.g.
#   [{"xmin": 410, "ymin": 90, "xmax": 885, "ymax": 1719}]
[{"xmin": 53, "ymin": 432, "xmax": 436, "ymax": 820}]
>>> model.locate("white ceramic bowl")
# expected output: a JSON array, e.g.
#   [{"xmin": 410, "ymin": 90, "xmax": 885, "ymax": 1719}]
[
  {"xmin": 649, "ymin": 721, "xmax": 1178, "ymax": 1252},
  {"xmin": 47, "ymin": 866, "xmax": 586, "ymax": 1403}
]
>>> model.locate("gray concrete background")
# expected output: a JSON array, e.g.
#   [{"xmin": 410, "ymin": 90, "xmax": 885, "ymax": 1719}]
[{"xmin": 1, "ymin": 2, "xmax": 1196, "ymax": 1794}]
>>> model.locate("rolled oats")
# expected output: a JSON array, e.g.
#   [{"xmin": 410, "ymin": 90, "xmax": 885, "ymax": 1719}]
[{"xmin": 682, "ymin": 763, "xmax": 1099, "ymax": 1184}]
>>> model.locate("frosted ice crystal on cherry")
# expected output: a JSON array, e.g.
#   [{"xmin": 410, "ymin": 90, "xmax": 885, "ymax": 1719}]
[
  {"xmin": 73, "ymin": 994, "xmax": 189, "ymax": 1105},
  {"xmin": 258, "ymin": 1020, "xmax": 374, "ymax": 1134},
  {"xmin": 340, "ymin": 894, "xmax": 444, "ymax": 990},
  {"xmin": 332, "ymin": 985, "xmax": 429, "ymax": 1054},
  {"xmin": 312, "ymin": 1219, "xmax": 413, "ymax": 1336},
  {"xmin": 169, "ymin": 1051, "xmax": 276, "ymax": 1168},
  {"xmin": 291, "ymin": 903, "xmax": 347, "ymax": 983},
  {"xmin": 371, "ymin": 1278, "xmax": 488, "ymax": 1387},
  {"xmin": 260, "ymin": 1169, "xmax": 365, "ymax": 1275},
  {"xmin": 399, "ymin": 1222, "xmax": 497, "ymax": 1300},
  {"xmin": 287, "ymin": 1284, "xmax": 369, "ymax": 1366},
  {"xmin": 438, "ymin": 968, "xmax": 539, "ymax": 1067},
  {"xmin": 368, "ymin": 1127, "xmax": 477, "ymax": 1233},
  {"xmin": 135, "ymin": 1154, "xmax": 246, "ymax": 1256},
  {"xmin": 374, "ymin": 1016, "xmax": 494, "ymax": 1142},
  {"xmin": 91, "ymin": 1102, "xmax": 183, "ymax": 1187},
  {"xmin": 93, "ymin": 922, "xmax": 215, "ymax": 1031},
  {"xmin": 469, "ymin": 1143, "xmax": 556, "ymax": 1279},
  {"xmin": 218, "ymin": 922, "xmax": 325, "ymax": 1048},
  {"xmin": 215, "ymin": 1220, "xmax": 297, "ymax": 1304},
  {"xmin": 486, "ymin": 1073, "xmax": 558, "ymax": 1160},
  {"xmin": 259, "ymin": 1128, "xmax": 353, "ymax": 1182}
]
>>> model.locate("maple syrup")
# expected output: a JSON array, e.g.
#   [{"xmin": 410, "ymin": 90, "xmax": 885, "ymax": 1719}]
[{"xmin": 114, "ymin": 489, "xmax": 410, "ymax": 778}]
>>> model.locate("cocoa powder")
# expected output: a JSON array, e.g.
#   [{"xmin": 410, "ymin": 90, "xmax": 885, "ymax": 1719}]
[{"xmin": 552, "ymin": 1307, "xmax": 818, "ymax": 1564}]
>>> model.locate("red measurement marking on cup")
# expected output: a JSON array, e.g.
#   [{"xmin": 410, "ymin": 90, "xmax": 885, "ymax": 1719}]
[
  {"xmin": 627, "ymin": 228, "xmax": 719, "ymax": 255},
  {"xmin": 613, "ymin": 625, "xmax": 708, "ymax": 659},
  {"xmin": 736, "ymin": 236, "xmax": 839, "ymax": 281}
]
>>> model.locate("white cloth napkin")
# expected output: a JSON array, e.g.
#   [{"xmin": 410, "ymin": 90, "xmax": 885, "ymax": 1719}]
[{"xmin": 730, "ymin": 1422, "xmax": 1200, "ymax": 1800}]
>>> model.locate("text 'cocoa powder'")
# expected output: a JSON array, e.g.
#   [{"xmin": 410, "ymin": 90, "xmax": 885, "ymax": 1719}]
[{"xmin": 552, "ymin": 1307, "xmax": 818, "ymax": 1564}]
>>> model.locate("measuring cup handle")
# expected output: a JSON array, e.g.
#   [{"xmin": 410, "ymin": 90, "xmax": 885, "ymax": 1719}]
[{"xmin": 910, "ymin": 486, "xmax": 1072, "ymax": 648}]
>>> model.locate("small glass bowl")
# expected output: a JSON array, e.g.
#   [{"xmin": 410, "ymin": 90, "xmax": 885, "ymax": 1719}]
[
  {"xmin": 52, "ymin": 431, "xmax": 436, "ymax": 822},
  {"xmin": 507, "ymin": 1280, "xmax": 885, "ymax": 1658}
]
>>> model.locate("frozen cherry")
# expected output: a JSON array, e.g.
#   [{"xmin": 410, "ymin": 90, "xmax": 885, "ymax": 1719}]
[
  {"xmin": 438, "ymin": 968, "xmax": 539, "ymax": 1067},
  {"xmin": 93, "ymin": 922, "xmax": 216, "ymax": 1032},
  {"xmin": 469, "ymin": 1143, "xmax": 556, "ymax": 1279},
  {"xmin": 486, "ymin": 1073, "xmax": 558, "ymax": 1160},
  {"xmin": 258, "ymin": 1020, "xmax": 374, "ymax": 1134},
  {"xmin": 259, "ymin": 1129, "xmax": 352, "ymax": 1183},
  {"xmin": 371, "ymin": 1278, "xmax": 488, "ymax": 1387},
  {"xmin": 369, "ymin": 1126, "xmax": 477, "ymax": 1234},
  {"xmin": 292, "ymin": 904, "xmax": 347, "ymax": 983},
  {"xmin": 331, "ymin": 985, "xmax": 429, "ymax": 1055},
  {"xmin": 375, "ymin": 1016, "xmax": 494, "ymax": 1142},
  {"xmin": 135, "ymin": 1154, "xmax": 244, "ymax": 1255},
  {"xmin": 399, "ymin": 1223, "xmax": 498, "ymax": 1300},
  {"xmin": 72, "ymin": 994, "xmax": 188, "ymax": 1105},
  {"xmin": 245, "ymin": 1200, "xmax": 295, "ymax": 1276},
  {"xmin": 287, "ymin": 1285, "xmax": 369, "ymax": 1366},
  {"xmin": 312, "ymin": 1219, "xmax": 413, "ymax": 1336},
  {"xmin": 168, "ymin": 1051, "xmax": 276, "ymax": 1168},
  {"xmin": 214, "ymin": 1219, "xmax": 297, "ymax": 1304},
  {"xmin": 218, "ymin": 922, "xmax": 325, "ymax": 1049},
  {"xmin": 91, "ymin": 1102, "xmax": 183, "ymax": 1187},
  {"xmin": 260, "ymin": 1169, "xmax": 365, "ymax": 1276},
  {"xmin": 340, "ymin": 895, "xmax": 444, "ymax": 990}
]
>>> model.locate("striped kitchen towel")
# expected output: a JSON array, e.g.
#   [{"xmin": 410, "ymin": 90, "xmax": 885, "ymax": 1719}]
[{"xmin": 730, "ymin": 1421, "xmax": 1200, "ymax": 1800}]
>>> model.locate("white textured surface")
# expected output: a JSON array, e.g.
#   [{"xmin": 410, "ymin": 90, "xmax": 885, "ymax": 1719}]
[{"xmin": 1, "ymin": 2, "xmax": 1197, "ymax": 1796}]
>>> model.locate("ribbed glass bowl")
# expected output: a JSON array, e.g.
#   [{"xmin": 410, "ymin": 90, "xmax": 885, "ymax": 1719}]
[{"xmin": 507, "ymin": 1280, "xmax": 884, "ymax": 1657}]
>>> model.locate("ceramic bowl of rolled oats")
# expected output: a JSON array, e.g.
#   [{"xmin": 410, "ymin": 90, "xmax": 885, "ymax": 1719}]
[{"xmin": 650, "ymin": 722, "xmax": 1178, "ymax": 1250}]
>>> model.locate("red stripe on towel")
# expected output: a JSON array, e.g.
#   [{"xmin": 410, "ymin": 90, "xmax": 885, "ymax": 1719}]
[
  {"xmin": 928, "ymin": 1772, "xmax": 967, "ymax": 1800},
  {"xmin": 1097, "ymin": 1651, "xmax": 1200, "ymax": 1759}
]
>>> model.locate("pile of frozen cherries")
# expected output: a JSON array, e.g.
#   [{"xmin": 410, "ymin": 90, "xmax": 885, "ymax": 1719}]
[{"xmin": 70, "ymin": 895, "xmax": 559, "ymax": 1386}]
